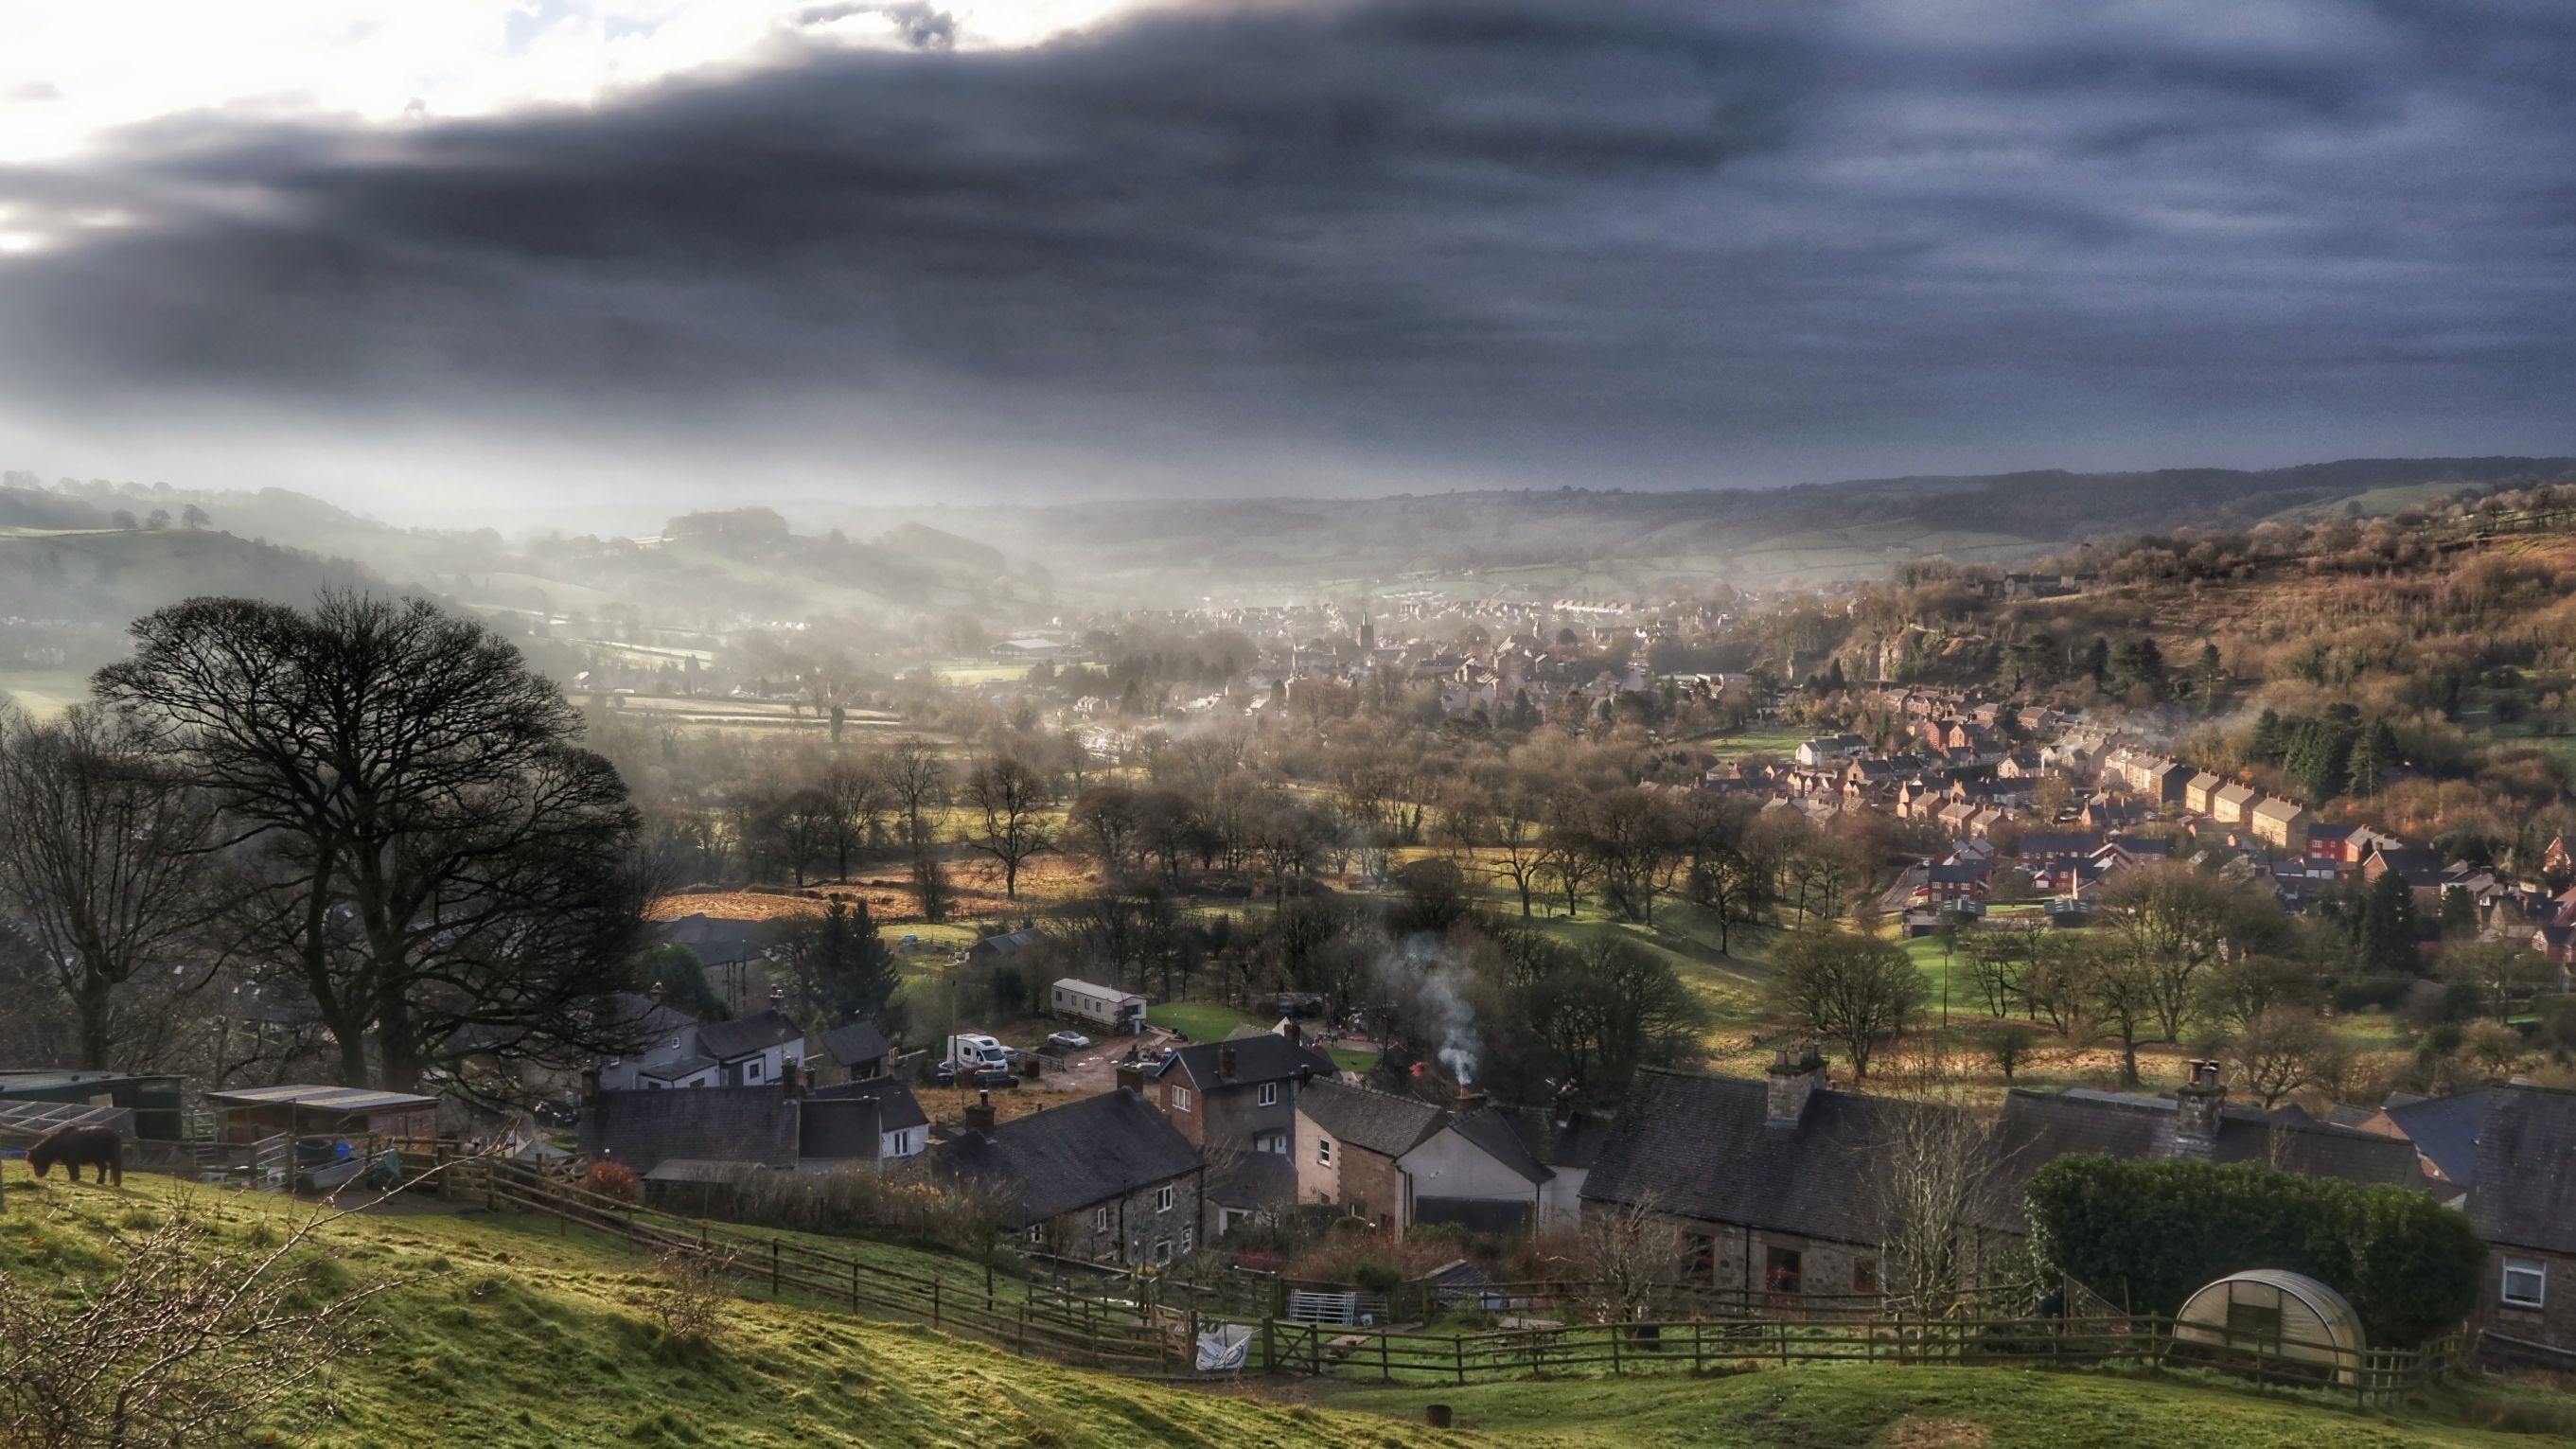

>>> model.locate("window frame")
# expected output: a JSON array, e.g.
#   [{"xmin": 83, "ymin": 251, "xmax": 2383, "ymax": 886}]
[
  {"xmin": 1170, "ymin": 1085, "xmax": 1192, "ymax": 1112},
  {"xmin": 1180, "ymin": 1225, "xmax": 1195, "ymax": 1254},
  {"xmin": 1155, "ymin": 1185, "xmax": 1176, "ymax": 1214},
  {"xmin": 1257, "ymin": 1082, "xmax": 1279, "ymax": 1107},
  {"xmin": 1316, "ymin": 1138, "xmax": 1332, "ymax": 1166},
  {"xmin": 2502, "ymin": 1256, "xmax": 2548, "ymax": 1310},
  {"xmin": 1092, "ymin": 1206, "xmax": 1112, "ymax": 1232}
]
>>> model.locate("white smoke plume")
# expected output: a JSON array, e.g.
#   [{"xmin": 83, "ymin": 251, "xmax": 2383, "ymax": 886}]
[{"xmin": 1375, "ymin": 932, "xmax": 1482, "ymax": 1087}]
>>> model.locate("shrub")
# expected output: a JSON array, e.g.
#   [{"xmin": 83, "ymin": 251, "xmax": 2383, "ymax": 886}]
[
  {"xmin": 584, "ymin": 1160, "xmax": 643, "ymax": 1205},
  {"xmin": 1351, "ymin": 1259, "xmax": 1403, "ymax": 1295},
  {"xmin": 647, "ymin": 1246, "xmax": 731, "ymax": 1344},
  {"xmin": 2023, "ymin": 1154, "xmax": 2485, "ymax": 1347}
]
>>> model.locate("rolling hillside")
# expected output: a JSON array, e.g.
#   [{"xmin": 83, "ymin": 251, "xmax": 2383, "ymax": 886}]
[{"xmin": 6, "ymin": 1172, "xmax": 2565, "ymax": 1448}]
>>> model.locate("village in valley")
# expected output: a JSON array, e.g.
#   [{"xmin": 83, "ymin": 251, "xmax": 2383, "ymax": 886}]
[{"xmin": 7, "ymin": 474, "xmax": 2576, "ymax": 1445}]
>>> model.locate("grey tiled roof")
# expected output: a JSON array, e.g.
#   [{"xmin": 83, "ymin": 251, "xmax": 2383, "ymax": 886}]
[
  {"xmin": 1158, "ymin": 1033, "xmax": 1336, "ymax": 1090},
  {"xmin": 815, "ymin": 1018, "xmax": 891, "ymax": 1069},
  {"xmin": 2470, "ymin": 1085, "xmax": 2576, "ymax": 1255},
  {"xmin": 1297, "ymin": 1079, "xmax": 1445, "ymax": 1157},
  {"xmin": 1499, "ymin": 1106, "xmax": 1615, "ymax": 1171},
  {"xmin": 1205, "ymin": 1149, "xmax": 1297, "ymax": 1209},
  {"xmin": 696, "ymin": 1009, "xmax": 804, "ymax": 1063},
  {"xmin": 583, "ymin": 1087, "xmax": 798, "ymax": 1175},
  {"xmin": 1448, "ymin": 1108, "xmax": 1551, "ymax": 1184},
  {"xmin": 2386, "ymin": 1088, "xmax": 2489, "ymax": 1187},
  {"xmin": 809, "ymin": 1074, "xmax": 928, "ymax": 1132},
  {"xmin": 1579, "ymin": 1069, "xmax": 1911, "ymax": 1246},
  {"xmin": 1987, "ymin": 1088, "xmax": 2425, "ymax": 1229},
  {"xmin": 935, "ymin": 1089, "xmax": 1202, "ymax": 1228},
  {"xmin": 799, "ymin": 1097, "xmax": 887, "ymax": 1160}
]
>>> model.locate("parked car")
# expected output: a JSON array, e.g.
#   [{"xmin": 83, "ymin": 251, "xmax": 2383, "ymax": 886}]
[
  {"xmin": 999, "ymin": 1045, "xmax": 1025, "ymax": 1068},
  {"xmin": 972, "ymin": 1068, "xmax": 1020, "ymax": 1089},
  {"xmin": 1048, "ymin": 1030, "xmax": 1091, "ymax": 1051}
]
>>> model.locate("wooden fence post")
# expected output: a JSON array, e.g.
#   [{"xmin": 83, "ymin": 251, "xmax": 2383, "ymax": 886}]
[
  {"xmin": 932, "ymin": 1280, "xmax": 943, "ymax": 1329},
  {"xmin": 1453, "ymin": 1334, "xmax": 1464, "ymax": 1385},
  {"xmin": 770, "ymin": 1239, "xmax": 780, "ymax": 1296}
]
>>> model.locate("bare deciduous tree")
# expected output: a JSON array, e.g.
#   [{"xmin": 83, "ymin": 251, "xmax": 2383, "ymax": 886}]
[
  {"xmin": 0, "ymin": 705, "xmax": 221, "ymax": 1069},
  {"xmin": 960, "ymin": 752, "xmax": 1055, "ymax": 898}
]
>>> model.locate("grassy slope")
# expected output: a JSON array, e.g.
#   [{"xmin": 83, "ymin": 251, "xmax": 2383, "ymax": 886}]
[
  {"xmin": 12, "ymin": 1174, "xmax": 2559, "ymax": 1449},
  {"xmin": 1324, "ymin": 1365, "xmax": 2547, "ymax": 1449},
  {"xmin": 1, "ymin": 1172, "xmax": 1456, "ymax": 1449}
]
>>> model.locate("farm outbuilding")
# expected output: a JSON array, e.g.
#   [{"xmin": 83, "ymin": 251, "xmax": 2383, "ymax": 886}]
[
  {"xmin": 2173, "ymin": 1269, "xmax": 2367, "ymax": 1385},
  {"xmin": 1050, "ymin": 978, "xmax": 1149, "ymax": 1034}
]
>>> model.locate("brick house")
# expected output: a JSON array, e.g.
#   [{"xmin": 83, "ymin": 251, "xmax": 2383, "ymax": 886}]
[
  {"xmin": 935, "ymin": 1082, "xmax": 1207, "ymax": 1267},
  {"xmin": 2249, "ymin": 797, "xmax": 2312, "ymax": 854},
  {"xmin": 1151, "ymin": 1030, "xmax": 1337, "ymax": 1158},
  {"xmin": 2465, "ymin": 1085, "xmax": 2576, "ymax": 1369},
  {"xmin": 2184, "ymin": 771, "xmax": 2223, "ymax": 816}
]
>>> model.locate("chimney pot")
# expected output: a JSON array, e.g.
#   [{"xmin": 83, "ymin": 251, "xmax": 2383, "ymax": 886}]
[
  {"xmin": 1766, "ymin": 1044, "xmax": 1827, "ymax": 1125},
  {"xmin": 1456, "ymin": 1088, "xmax": 1489, "ymax": 1116},
  {"xmin": 963, "ymin": 1089, "xmax": 997, "ymax": 1138},
  {"xmin": 1116, "ymin": 1062, "xmax": 1146, "ymax": 1097},
  {"xmin": 647, "ymin": 981, "xmax": 664, "ymax": 1004}
]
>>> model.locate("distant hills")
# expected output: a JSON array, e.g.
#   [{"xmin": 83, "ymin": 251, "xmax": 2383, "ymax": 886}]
[{"xmin": 878, "ymin": 455, "xmax": 2576, "ymax": 599}]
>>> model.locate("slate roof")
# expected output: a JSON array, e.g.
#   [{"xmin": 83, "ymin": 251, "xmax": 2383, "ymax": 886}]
[
  {"xmin": 658, "ymin": 913, "xmax": 770, "ymax": 963},
  {"xmin": 1205, "ymin": 1150, "xmax": 1298, "ymax": 1210},
  {"xmin": 1297, "ymin": 1079, "xmax": 1446, "ymax": 1157},
  {"xmin": 808, "ymin": 1074, "xmax": 928, "ymax": 1132},
  {"xmin": 935, "ymin": 1088, "xmax": 1202, "ymax": 1228},
  {"xmin": 1445, "ymin": 1108, "xmax": 1552, "ymax": 1184},
  {"xmin": 696, "ymin": 1009, "xmax": 804, "ymax": 1064},
  {"xmin": 799, "ymin": 1097, "xmax": 888, "ymax": 1160},
  {"xmin": 591, "ymin": 991, "xmax": 699, "ymax": 1051},
  {"xmin": 2016, "ymin": 833, "xmax": 2103, "ymax": 860},
  {"xmin": 1985, "ymin": 1088, "xmax": 2424, "ymax": 1229},
  {"xmin": 1158, "ymin": 1033, "xmax": 1336, "ymax": 1091},
  {"xmin": 815, "ymin": 1018, "xmax": 891, "ymax": 1069},
  {"xmin": 2468, "ymin": 1085, "xmax": 2576, "ymax": 1255},
  {"xmin": 2369, "ymin": 846, "xmax": 2451, "ymax": 887},
  {"xmin": 583, "ymin": 1087, "xmax": 799, "ymax": 1175},
  {"xmin": 1499, "ymin": 1106, "xmax": 1615, "ymax": 1171},
  {"xmin": 637, "ymin": 1054, "xmax": 718, "ymax": 1083},
  {"xmin": 2384, "ymin": 1088, "xmax": 2490, "ymax": 1187},
  {"xmin": 1579, "ymin": 1069, "xmax": 1914, "ymax": 1245}
]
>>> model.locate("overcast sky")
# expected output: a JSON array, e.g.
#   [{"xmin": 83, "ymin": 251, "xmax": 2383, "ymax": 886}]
[{"xmin": 1, "ymin": 0, "xmax": 2571, "ymax": 525}]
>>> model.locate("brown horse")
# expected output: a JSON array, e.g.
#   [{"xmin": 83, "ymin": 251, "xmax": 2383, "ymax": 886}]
[{"xmin": 28, "ymin": 1122, "xmax": 123, "ymax": 1186}]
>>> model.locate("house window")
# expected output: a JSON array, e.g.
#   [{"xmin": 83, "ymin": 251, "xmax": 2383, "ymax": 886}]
[
  {"xmin": 1180, "ymin": 1226, "xmax": 1195, "ymax": 1254},
  {"xmin": 1026, "ymin": 1225, "xmax": 1044, "ymax": 1245},
  {"xmin": 1155, "ymin": 1186, "xmax": 1175, "ymax": 1213},
  {"xmin": 2502, "ymin": 1256, "xmax": 2548, "ymax": 1309},
  {"xmin": 1093, "ymin": 1206, "xmax": 1112, "ymax": 1231},
  {"xmin": 743, "ymin": 1058, "xmax": 762, "ymax": 1083},
  {"xmin": 1317, "ymin": 1138, "xmax": 1332, "ymax": 1166},
  {"xmin": 1765, "ymin": 1246, "xmax": 1803, "ymax": 1297},
  {"xmin": 1153, "ymin": 1240, "xmax": 1173, "ymax": 1265},
  {"xmin": 1852, "ymin": 1257, "xmax": 1879, "ymax": 1295},
  {"xmin": 1349, "ymin": 1199, "xmax": 1367, "ymax": 1220},
  {"xmin": 1253, "ymin": 1130, "xmax": 1287, "ymax": 1155},
  {"xmin": 1685, "ymin": 1233, "xmax": 1716, "ymax": 1284},
  {"xmin": 1170, "ymin": 1086, "xmax": 1192, "ymax": 1112},
  {"xmin": 1257, "ymin": 1083, "xmax": 1279, "ymax": 1107}
]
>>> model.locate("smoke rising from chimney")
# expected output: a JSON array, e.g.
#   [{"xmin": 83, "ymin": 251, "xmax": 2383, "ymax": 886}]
[{"xmin": 1375, "ymin": 932, "xmax": 1482, "ymax": 1086}]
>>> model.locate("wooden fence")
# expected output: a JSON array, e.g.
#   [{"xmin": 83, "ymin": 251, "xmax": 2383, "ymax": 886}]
[
  {"xmin": 457, "ymin": 1157, "xmax": 2457, "ymax": 1407},
  {"xmin": 1257, "ymin": 1313, "xmax": 2461, "ymax": 1409}
]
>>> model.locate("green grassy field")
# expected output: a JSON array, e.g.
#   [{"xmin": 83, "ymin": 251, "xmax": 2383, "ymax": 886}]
[
  {"xmin": 12, "ymin": 1173, "xmax": 2561, "ymax": 1449},
  {"xmin": 1323, "ymin": 1362, "xmax": 2559, "ymax": 1448},
  {"xmin": 1148, "ymin": 1000, "xmax": 1265, "ymax": 1041},
  {"xmin": 0, "ymin": 1172, "xmax": 1453, "ymax": 1449}
]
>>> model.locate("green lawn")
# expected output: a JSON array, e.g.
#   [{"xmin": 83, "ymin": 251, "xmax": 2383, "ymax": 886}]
[
  {"xmin": 1323, "ymin": 1362, "xmax": 2554, "ymax": 1448},
  {"xmin": 1148, "ymin": 1000, "xmax": 1266, "ymax": 1042}
]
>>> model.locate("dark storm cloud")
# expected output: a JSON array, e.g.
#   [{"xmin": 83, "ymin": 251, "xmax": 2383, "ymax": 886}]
[{"xmin": 2, "ymin": 0, "xmax": 2573, "ymax": 503}]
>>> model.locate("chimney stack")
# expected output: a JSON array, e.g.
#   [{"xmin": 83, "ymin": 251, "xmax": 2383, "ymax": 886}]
[
  {"xmin": 2173, "ymin": 1058, "xmax": 2225, "ymax": 1157},
  {"xmin": 963, "ymin": 1088, "xmax": 997, "ymax": 1138},
  {"xmin": 1116, "ymin": 1062, "xmax": 1146, "ymax": 1097},
  {"xmin": 1217, "ymin": 1044, "xmax": 1238, "ymax": 1080},
  {"xmin": 1765, "ymin": 1041, "xmax": 1827, "ymax": 1125},
  {"xmin": 579, "ymin": 1068, "xmax": 601, "ymax": 1104},
  {"xmin": 1456, "ymin": 1088, "xmax": 1489, "ymax": 1116},
  {"xmin": 1554, "ymin": 1080, "xmax": 1580, "ymax": 1130},
  {"xmin": 779, "ymin": 1056, "xmax": 803, "ymax": 1099},
  {"xmin": 768, "ymin": 982, "xmax": 786, "ymax": 1008},
  {"xmin": 647, "ymin": 981, "xmax": 664, "ymax": 1005}
]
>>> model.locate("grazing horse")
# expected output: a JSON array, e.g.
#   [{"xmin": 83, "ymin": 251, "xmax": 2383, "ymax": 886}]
[{"xmin": 28, "ymin": 1122, "xmax": 123, "ymax": 1186}]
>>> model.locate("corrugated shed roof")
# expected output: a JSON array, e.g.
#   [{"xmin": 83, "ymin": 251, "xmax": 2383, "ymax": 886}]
[
  {"xmin": 815, "ymin": 1018, "xmax": 891, "ymax": 1069},
  {"xmin": 203, "ymin": 1084, "xmax": 437, "ymax": 1114}
]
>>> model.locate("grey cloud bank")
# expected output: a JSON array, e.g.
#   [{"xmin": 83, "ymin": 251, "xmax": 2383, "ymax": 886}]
[{"xmin": 0, "ymin": 0, "xmax": 2570, "ymax": 517}]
